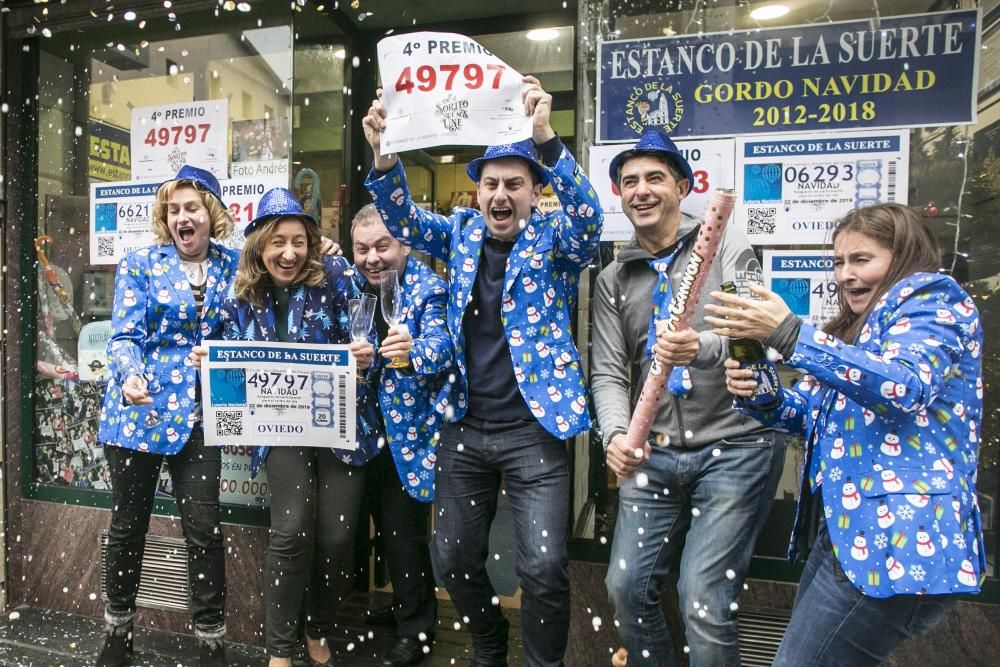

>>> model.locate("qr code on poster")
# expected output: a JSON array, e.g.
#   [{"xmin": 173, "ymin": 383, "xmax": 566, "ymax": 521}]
[
  {"xmin": 97, "ymin": 236, "xmax": 116, "ymax": 258},
  {"xmin": 216, "ymin": 410, "xmax": 244, "ymax": 437},
  {"xmin": 745, "ymin": 207, "xmax": 777, "ymax": 236}
]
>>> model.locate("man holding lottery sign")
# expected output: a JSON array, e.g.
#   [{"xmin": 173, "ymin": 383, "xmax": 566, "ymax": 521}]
[{"xmin": 364, "ymin": 63, "xmax": 602, "ymax": 666}]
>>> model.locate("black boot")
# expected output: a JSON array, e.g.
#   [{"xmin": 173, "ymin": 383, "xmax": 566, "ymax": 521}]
[
  {"xmin": 96, "ymin": 622, "xmax": 133, "ymax": 667},
  {"xmin": 199, "ymin": 638, "xmax": 228, "ymax": 667}
]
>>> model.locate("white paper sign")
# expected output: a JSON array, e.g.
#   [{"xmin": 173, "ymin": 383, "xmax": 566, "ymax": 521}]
[
  {"xmin": 77, "ymin": 320, "xmax": 113, "ymax": 382},
  {"xmin": 736, "ymin": 130, "xmax": 909, "ymax": 245},
  {"xmin": 589, "ymin": 138, "xmax": 736, "ymax": 241},
  {"xmin": 90, "ymin": 173, "xmax": 286, "ymax": 264},
  {"xmin": 763, "ymin": 249, "xmax": 840, "ymax": 328},
  {"xmin": 131, "ymin": 99, "xmax": 229, "ymax": 180},
  {"xmin": 377, "ymin": 32, "xmax": 532, "ymax": 153},
  {"xmin": 201, "ymin": 341, "xmax": 356, "ymax": 449}
]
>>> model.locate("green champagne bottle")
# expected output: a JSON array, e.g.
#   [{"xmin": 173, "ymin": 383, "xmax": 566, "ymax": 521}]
[{"xmin": 720, "ymin": 281, "xmax": 783, "ymax": 411}]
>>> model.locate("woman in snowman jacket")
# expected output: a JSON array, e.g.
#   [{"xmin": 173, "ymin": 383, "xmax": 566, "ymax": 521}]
[{"xmin": 707, "ymin": 203, "xmax": 984, "ymax": 665}]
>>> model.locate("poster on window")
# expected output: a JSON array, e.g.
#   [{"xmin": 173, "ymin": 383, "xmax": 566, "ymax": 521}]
[
  {"xmin": 763, "ymin": 249, "xmax": 840, "ymax": 328},
  {"xmin": 90, "ymin": 173, "xmax": 287, "ymax": 264},
  {"xmin": 588, "ymin": 138, "xmax": 735, "ymax": 241},
  {"xmin": 131, "ymin": 99, "xmax": 229, "ymax": 180},
  {"xmin": 735, "ymin": 130, "xmax": 909, "ymax": 245},
  {"xmin": 376, "ymin": 32, "xmax": 532, "ymax": 153},
  {"xmin": 231, "ymin": 117, "xmax": 290, "ymax": 180}
]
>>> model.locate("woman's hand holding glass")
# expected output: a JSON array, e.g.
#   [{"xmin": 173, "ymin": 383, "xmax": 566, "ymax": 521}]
[
  {"xmin": 379, "ymin": 269, "xmax": 410, "ymax": 369},
  {"xmin": 704, "ymin": 283, "xmax": 792, "ymax": 341},
  {"xmin": 122, "ymin": 375, "xmax": 153, "ymax": 405}
]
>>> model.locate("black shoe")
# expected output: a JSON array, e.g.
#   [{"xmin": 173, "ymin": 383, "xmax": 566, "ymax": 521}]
[
  {"xmin": 96, "ymin": 623, "xmax": 133, "ymax": 667},
  {"xmin": 469, "ymin": 662, "xmax": 507, "ymax": 667},
  {"xmin": 365, "ymin": 604, "xmax": 398, "ymax": 627},
  {"xmin": 199, "ymin": 639, "xmax": 228, "ymax": 667},
  {"xmin": 380, "ymin": 637, "xmax": 427, "ymax": 666}
]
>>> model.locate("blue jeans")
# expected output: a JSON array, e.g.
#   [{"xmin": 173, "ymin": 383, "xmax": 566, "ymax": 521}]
[
  {"xmin": 432, "ymin": 417, "xmax": 570, "ymax": 667},
  {"xmin": 774, "ymin": 521, "xmax": 959, "ymax": 666},
  {"xmin": 605, "ymin": 433, "xmax": 785, "ymax": 667}
]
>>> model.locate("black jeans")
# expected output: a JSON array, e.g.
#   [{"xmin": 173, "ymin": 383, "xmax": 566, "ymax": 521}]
[
  {"xmin": 264, "ymin": 446, "xmax": 366, "ymax": 658},
  {"xmin": 366, "ymin": 448, "xmax": 437, "ymax": 640},
  {"xmin": 433, "ymin": 417, "xmax": 570, "ymax": 667},
  {"xmin": 105, "ymin": 429, "xmax": 226, "ymax": 638}
]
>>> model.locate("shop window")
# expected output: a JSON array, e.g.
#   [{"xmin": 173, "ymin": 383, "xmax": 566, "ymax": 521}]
[
  {"xmin": 29, "ymin": 15, "xmax": 300, "ymax": 518},
  {"xmin": 574, "ymin": 0, "xmax": 999, "ymax": 589}
]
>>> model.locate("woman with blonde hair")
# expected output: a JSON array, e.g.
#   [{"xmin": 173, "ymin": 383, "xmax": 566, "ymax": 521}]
[
  {"xmin": 708, "ymin": 203, "xmax": 984, "ymax": 665},
  {"xmin": 98, "ymin": 165, "xmax": 237, "ymax": 667}
]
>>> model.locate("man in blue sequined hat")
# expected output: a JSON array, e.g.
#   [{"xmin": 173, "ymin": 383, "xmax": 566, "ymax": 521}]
[
  {"xmin": 363, "ymin": 75, "xmax": 603, "ymax": 667},
  {"xmin": 592, "ymin": 126, "xmax": 786, "ymax": 666}
]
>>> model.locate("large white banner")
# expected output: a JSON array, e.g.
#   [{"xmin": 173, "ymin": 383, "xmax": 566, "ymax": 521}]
[
  {"xmin": 89, "ymin": 174, "xmax": 286, "ymax": 264},
  {"xmin": 735, "ymin": 130, "xmax": 909, "ymax": 245},
  {"xmin": 377, "ymin": 32, "xmax": 532, "ymax": 153},
  {"xmin": 131, "ymin": 100, "xmax": 229, "ymax": 180},
  {"xmin": 589, "ymin": 139, "xmax": 735, "ymax": 241}
]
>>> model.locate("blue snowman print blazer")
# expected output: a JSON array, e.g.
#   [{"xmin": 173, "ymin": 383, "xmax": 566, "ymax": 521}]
[
  {"xmin": 365, "ymin": 143, "xmax": 603, "ymax": 440},
  {"xmin": 356, "ymin": 257, "xmax": 453, "ymax": 502},
  {"xmin": 99, "ymin": 242, "xmax": 240, "ymax": 455},
  {"xmin": 742, "ymin": 273, "xmax": 984, "ymax": 597}
]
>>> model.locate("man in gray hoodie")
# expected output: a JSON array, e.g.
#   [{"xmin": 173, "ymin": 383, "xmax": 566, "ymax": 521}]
[{"xmin": 591, "ymin": 127, "xmax": 785, "ymax": 667}]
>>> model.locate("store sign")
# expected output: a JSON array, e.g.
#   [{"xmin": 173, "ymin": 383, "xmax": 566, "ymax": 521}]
[
  {"xmin": 376, "ymin": 31, "xmax": 532, "ymax": 153},
  {"xmin": 89, "ymin": 173, "xmax": 287, "ymax": 264},
  {"xmin": 598, "ymin": 9, "xmax": 980, "ymax": 141},
  {"xmin": 588, "ymin": 139, "xmax": 735, "ymax": 241},
  {"xmin": 763, "ymin": 250, "xmax": 840, "ymax": 328},
  {"xmin": 131, "ymin": 99, "xmax": 229, "ymax": 180},
  {"xmin": 735, "ymin": 130, "xmax": 909, "ymax": 245},
  {"xmin": 88, "ymin": 120, "xmax": 131, "ymax": 182}
]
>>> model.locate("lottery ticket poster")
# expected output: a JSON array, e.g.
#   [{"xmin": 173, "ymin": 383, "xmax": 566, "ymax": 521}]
[
  {"xmin": 589, "ymin": 138, "xmax": 735, "ymax": 241},
  {"xmin": 201, "ymin": 341, "xmax": 357, "ymax": 450},
  {"xmin": 131, "ymin": 99, "xmax": 229, "ymax": 180},
  {"xmin": 89, "ymin": 174, "xmax": 286, "ymax": 264},
  {"xmin": 736, "ymin": 130, "xmax": 909, "ymax": 245},
  {"xmin": 90, "ymin": 181, "xmax": 158, "ymax": 264},
  {"xmin": 377, "ymin": 32, "xmax": 532, "ymax": 153},
  {"xmin": 763, "ymin": 249, "xmax": 840, "ymax": 328}
]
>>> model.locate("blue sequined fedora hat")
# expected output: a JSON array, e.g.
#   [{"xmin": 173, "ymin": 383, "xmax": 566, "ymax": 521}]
[
  {"xmin": 608, "ymin": 127, "xmax": 694, "ymax": 196},
  {"xmin": 466, "ymin": 139, "xmax": 549, "ymax": 185},
  {"xmin": 243, "ymin": 187, "xmax": 318, "ymax": 238},
  {"xmin": 169, "ymin": 165, "xmax": 225, "ymax": 207}
]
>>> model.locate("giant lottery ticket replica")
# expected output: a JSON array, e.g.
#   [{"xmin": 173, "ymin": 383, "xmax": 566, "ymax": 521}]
[
  {"xmin": 376, "ymin": 31, "xmax": 533, "ymax": 153},
  {"xmin": 200, "ymin": 340, "xmax": 357, "ymax": 449}
]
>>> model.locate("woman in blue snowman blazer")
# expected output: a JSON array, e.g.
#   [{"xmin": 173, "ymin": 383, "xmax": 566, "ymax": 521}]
[
  {"xmin": 211, "ymin": 188, "xmax": 377, "ymax": 667},
  {"xmin": 709, "ymin": 204, "xmax": 984, "ymax": 666},
  {"xmin": 97, "ymin": 166, "xmax": 237, "ymax": 667}
]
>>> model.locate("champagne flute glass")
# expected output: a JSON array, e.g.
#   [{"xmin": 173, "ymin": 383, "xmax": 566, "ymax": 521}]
[
  {"xmin": 349, "ymin": 294, "xmax": 376, "ymax": 344},
  {"xmin": 379, "ymin": 270, "xmax": 409, "ymax": 368}
]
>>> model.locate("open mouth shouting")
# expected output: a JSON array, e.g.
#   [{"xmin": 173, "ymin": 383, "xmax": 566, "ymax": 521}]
[{"xmin": 490, "ymin": 206, "xmax": 514, "ymax": 223}]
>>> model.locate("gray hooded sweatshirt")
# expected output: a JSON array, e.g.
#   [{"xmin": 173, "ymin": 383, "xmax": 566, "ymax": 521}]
[{"xmin": 590, "ymin": 211, "xmax": 773, "ymax": 449}]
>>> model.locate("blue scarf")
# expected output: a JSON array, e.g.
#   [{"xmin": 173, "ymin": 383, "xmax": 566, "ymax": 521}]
[{"xmin": 647, "ymin": 247, "xmax": 692, "ymax": 399}]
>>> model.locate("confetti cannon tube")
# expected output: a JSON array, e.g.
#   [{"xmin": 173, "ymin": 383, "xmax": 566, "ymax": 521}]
[{"xmin": 623, "ymin": 188, "xmax": 737, "ymax": 451}]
